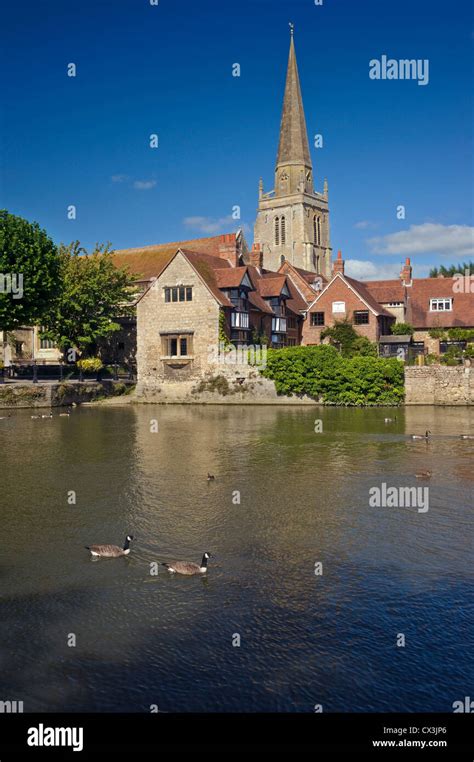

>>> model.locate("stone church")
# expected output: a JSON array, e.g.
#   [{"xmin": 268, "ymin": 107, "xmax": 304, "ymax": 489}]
[{"xmin": 253, "ymin": 30, "xmax": 332, "ymax": 276}]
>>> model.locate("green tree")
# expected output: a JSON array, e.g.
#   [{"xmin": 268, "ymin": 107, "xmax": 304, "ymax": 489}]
[
  {"xmin": 320, "ymin": 318, "xmax": 359, "ymax": 356},
  {"xmin": 0, "ymin": 210, "xmax": 61, "ymax": 333},
  {"xmin": 430, "ymin": 262, "xmax": 473, "ymax": 277},
  {"xmin": 391, "ymin": 322, "xmax": 414, "ymax": 336},
  {"xmin": 42, "ymin": 241, "xmax": 137, "ymax": 357}
]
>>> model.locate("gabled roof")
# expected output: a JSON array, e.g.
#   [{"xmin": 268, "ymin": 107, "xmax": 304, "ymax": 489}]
[
  {"xmin": 307, "ymin": 272, "xmax": 394, "ymax": 318},
  {"xmin": 215, "ymin": 267, "xmax": 251, "ymax": 289},
  {"xmin": 112, "ymin": 233, "xmax": 240, "ymax": 282},
  {"xmin": 257, "ymin": 274, "xmax": 288, "ymax": 298}
]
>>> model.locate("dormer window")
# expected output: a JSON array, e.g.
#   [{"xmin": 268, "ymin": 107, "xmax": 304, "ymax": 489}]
[{"xmin": 430, "ymin": 298, "xmax": 453, "ymax": 311}]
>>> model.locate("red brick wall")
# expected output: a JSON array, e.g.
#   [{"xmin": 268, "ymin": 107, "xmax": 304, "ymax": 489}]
[{"xmin": 302, "ymin": 278, "xmax": 380, "ymax": 344}]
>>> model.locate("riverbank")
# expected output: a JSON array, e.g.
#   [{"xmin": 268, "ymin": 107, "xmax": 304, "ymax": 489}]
[{"xmin": 0, "ymin": 380, "xmax": 133, "ymax": 409}]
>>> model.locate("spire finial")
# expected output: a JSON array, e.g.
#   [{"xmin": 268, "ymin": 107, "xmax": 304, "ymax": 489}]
[{"xmin": 289, "ymin": 22, "xmax": 294, "ymax": 37}]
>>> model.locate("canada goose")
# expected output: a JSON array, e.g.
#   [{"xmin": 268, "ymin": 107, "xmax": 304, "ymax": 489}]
[
  {"xmin": 85, "ymin": 534, "xmax": 134, "ymax": 558},
  {"xmin": 59, "ymin": 411, "xmax": 71, "ymax": 417},
  {"xmin": 411, "ymin": 430, "xmax": 431, "ymax": 440},
  {"xmin": 41, "ymin": 411, "xmax": 53, "ymax": 419},
  {"xmin": 207, "ymin": 473, "xmax": 215, "ymax": 481},
  {"xmin": 415, "ymin": 470, "xmax": 432, "ymax": 479},
  {"xmin": 460, "ymin": 435, "xmax": 474, "ymax": 440},
  {"xmin": 0, "ymin": 415, "xmax": 11, "ymax": 420},
  {"xmin": 31, "ymin": 414, "xmax": 41, "ymax": 419},
  {"xmin": 384, "ymin": 417, "xmax": 396, "ymax": 423},
  {"xmin": 162, "ymin": 552, "xmax": 211, "ymax": 576}
]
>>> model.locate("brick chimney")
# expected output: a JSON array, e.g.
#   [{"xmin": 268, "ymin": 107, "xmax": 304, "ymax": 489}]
[
  {"xmin": 217, "ymin": 233, "xmax": 239, "ymax": 268},
  {"xmin": 248, "ymin": 242, "xmax": 263, "ymax": 270},
  {"xmin": 333, "ymin": 250, "xmax": 345, "ymax": 275},
  {"xmin": 400, "ymin": 257, "xmax": 412, "ymax": 286}
]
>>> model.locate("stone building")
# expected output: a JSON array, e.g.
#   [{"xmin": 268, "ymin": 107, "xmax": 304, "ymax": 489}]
[{"xmin": 253, "ymin": 31, "xmax": 332, "ymax": 276}]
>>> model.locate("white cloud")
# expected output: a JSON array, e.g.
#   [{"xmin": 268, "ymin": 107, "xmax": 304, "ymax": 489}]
[
  {"xmin": 354, "ymin": 220, "xmax": 376, "ymax": 229},
  {"xmin": 345, "ymin": 259, "xmax": 432, "ymax": 281},
  {"xmin": 133, "ymin": 180, "xmax": 157, "ymax": 190},
  {"xmin": 183, "ymin": 215, "xmax": 250, "ymax": 234},
  {"xmin": 111, "ymin": 174, "xmax": 129, "ymax": 183},
  {"xmin": 368, "ymin": 223, "xmax": 474, "ymax": 257}
]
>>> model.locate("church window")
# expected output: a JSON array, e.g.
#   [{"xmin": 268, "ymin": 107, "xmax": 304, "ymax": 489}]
[
  {"xmin": 318, "ymin": 217, "xmax": 321, "ymax": 245},
  {"xmin": 274, "ymin": 217, "xmax": 280, "ymax": 246},
  {"xmin": 281, "ymin": 216, "xmax": 286, "ymax": 244},
  {"xmin": 280, "ymin": 255, "xmax": 285, "ymax": 265}
]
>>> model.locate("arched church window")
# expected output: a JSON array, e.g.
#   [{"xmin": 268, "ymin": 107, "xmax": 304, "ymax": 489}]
[
  {"xmin": 318, "ymin": 217, "xmax": 321, "ymax": 246},
  {"xmin": 280, "ymin": 255, "xmax": 285, "ymax": 265},
  {"xmin": 281, "ymin": 216, "xmax": 286, "ymax": 244},
  {"xmin": 313, "ymin": 215, "xmax": 318, "ymax": 245},
  {"xmin": 274, "ymin": 217, "xmax": 280, "ymax": 246}
]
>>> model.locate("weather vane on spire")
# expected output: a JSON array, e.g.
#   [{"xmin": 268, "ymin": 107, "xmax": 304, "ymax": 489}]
[{"xmin": 289, "ymin": 22, "xmax": 294, "ymax": 37}]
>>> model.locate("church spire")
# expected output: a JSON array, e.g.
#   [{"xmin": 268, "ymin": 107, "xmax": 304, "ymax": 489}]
[{"xmin": 276, "ymin": 28, "xmax": 312, "ymax": 173}]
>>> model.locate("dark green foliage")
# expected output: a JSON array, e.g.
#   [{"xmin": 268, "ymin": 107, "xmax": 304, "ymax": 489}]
[
  {"xmin": 391, "ymin": 322, "xmax": 414, "ymax": 336},
  {"xmin": 430, "ymin": 262, "xmax": 473, "ymax": 277},
  {"xmin": 261, "ymin": 344, "xmax": 404, "ymax": 405},
  {"xmin": 42, "ymin": 241, "xmax": 137, "ymax": 356},
  {"xmin": 0, "ymin": 210, "xmax": 61, "ymax": 331}
]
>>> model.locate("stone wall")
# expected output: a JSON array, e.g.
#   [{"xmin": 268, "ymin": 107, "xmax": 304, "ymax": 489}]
[
  {"xmin": 405, "ymin": 366, "xmax": 472, "ymax": 405},
  {"xmin": 0, "ymin": 381, "xmax": 132, "ymax": 409}
]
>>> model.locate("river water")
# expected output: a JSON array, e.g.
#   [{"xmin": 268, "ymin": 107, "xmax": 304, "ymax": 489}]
[{"xmin": 0, "ymin": 404, "xmax": 472, "ymax": 712}]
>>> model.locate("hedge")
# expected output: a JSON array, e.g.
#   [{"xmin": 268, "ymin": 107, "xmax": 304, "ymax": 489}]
[{"xmin": 261, "ymin": 344, "xmax": 404, "ymax": 405}]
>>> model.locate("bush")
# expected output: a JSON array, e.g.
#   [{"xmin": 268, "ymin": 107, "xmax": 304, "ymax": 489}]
[
  {"xmin": 77, "ymin": 357, "xmax": 103, "ymax": 373},
  {"xmin": 391, "ymin": 322, "xmax": 414, "ymax": 336},
  {"xmin": 261, "ymin": 345, "xmax": 404, "ymax": 405}
]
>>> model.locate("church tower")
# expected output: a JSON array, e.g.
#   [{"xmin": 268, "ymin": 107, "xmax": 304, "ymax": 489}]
[{"xmin": 253, "ymin": 28, "xmax": 332, "ymax": 275}]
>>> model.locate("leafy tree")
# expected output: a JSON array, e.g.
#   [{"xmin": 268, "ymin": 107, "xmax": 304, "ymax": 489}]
[
  {"xmin": 391, "ymin": 322, "xmax": 414, "ymax": 336},
  {"xmin": 42, "ymin": 241, "xmax": 137, "ymax": 357},
  {"xmin": 320, "ymin": 318, "xmax": 359, "ymax": 356},
  {"xmin": 0, "ymin": 210, "xmax": 61, "ymax": 332},
  {"xmin": 430, "ymin": 262, "xmax": 473, "ymax": 277}
]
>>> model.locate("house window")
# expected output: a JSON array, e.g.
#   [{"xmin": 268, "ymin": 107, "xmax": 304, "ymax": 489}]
[
  {"xmin": 281, "ymin": 216, "xmax": 286, "ymax": 244},
  {"xmin": 15, "ymin": 341, "xmax": 24, "ymax": 354},
  {"xmin": 275, "ymin": 217, "xmax": 280, "ymax": 246},
  {"xmin": 311, "ymin": 312, "xmax": 325, "ymax": 326},
  {"xmin": 287, "ymin": 316, "xmax": 296, "ymax": 330},
  {"xmin": 354, "ymin": 310, "xmax": 369, "ymax": 325},
  {"xmin": 161, "ymin": 334, "xmax": 193, "ymax": 358},
  {"xmin": 39, "ymin": 337, "xmax": 55, "ymax": 349},
  {"xmin": 332, "ymin": 301, "xmax": 346, "ymax": 313},
  {"xmin": 430, "ymin": 297, "xmax": 453, "ymax": 311},
  {"xmin": 164, "ymin": 286, "xmax": 193, "ymax": 302}
]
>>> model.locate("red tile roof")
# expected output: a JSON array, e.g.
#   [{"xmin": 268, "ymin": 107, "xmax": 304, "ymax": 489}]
[
  {"xmin": 112, "ymin": 234, "xmax": 238, "ymax": 281},
  {"xmin": 215, "ymin": 267, "xmax": 249, "ymax": 289},
  {"xmin": 343, "ymin": 276, "xmax": 394, "ymax": 317},
  {"xmin": 407, "ymin": 278, "xmax": 474, "ymax": 328},
  {"xmin": 363, "ymin": 279, "xmax": 405, "ymax": 303},
  {"xmin": 257, "ymin": 275, "xmax": 288, "ymax": 298}
]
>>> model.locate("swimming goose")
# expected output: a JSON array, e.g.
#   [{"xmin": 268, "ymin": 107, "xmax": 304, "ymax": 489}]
[
  {"xmin": 460, "ymin": 434, "xmax": 474, "ymax": 440},
  {"xmin": 41, "ymin": 411, "xmax": 53, "ymax": 419},
  {"xmin": 384, "ymin": 417, "xmax": 396, "ymax": 423},
  {"xmin": 162, "ymin": 552, "xmax": 211, "ymax": 576},
  {"xmin": 59, "ymin": 411, "xmax": 71, "ymax": 417},
  {"xmin": 411, "ymin": 430, "xmax": 431, "ymax": 440},
  {"xmin": 85, "ymin": 534, "xmax": 134, "ymax": 558},
  {"xmin": 31, "ymin": 414, "xmax": 41, "ymax": 419},
  {"xmin": 207, "ymin": 473, "xmax": 215, "ymax": 481},
  {"xmin": 415, "ymin": 470, "xmax": 432, "ymax": 479}
]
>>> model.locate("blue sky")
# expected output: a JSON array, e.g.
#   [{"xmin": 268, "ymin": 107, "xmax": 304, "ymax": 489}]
[{"xmin": 1, "ymin": 0, "xmax": 473, "ymax": 280}]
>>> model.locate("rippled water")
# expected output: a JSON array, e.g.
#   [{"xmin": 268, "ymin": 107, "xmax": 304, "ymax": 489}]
[{"xmin": 0, "ymin": 404, "xmax": 472, "ymax": 712}]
